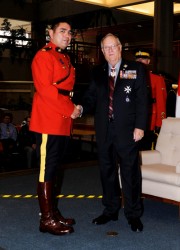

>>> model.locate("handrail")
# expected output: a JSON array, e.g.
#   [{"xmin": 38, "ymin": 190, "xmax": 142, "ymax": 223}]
[
  {"xmin": 0, "ymin": 81, "xmax": 34, "ymax": 94},
  {"xmin": 0, "ymin": 81, "xmax": 33, "ymax": 83}
]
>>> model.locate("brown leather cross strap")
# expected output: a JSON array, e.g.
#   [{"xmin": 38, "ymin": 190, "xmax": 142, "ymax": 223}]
[
  {"xmin": 48, "ymin": 49, "xmax": 72, "ymax": 85},
  {"xmin": 54, "ymin": 64, "xmax": 71, "ymax": 85},
  {"xmin": 109, "ymin": 67, "xmax": 116, "ymax": 119}
]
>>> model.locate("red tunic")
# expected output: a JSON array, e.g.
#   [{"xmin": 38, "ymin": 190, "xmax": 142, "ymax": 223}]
[
  {"xmin": 30, "ymin": 42, "xmax": 75, "ymax": 136},
  {"xmin": 148, "ymin": 72, "xmax": 167, "ymax": 130}
]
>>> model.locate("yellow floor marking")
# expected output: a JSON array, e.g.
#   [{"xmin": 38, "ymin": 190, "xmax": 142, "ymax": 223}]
[
  {"xmin": 77, "ymin": 195, "xmax": 85, "ymax": 198},
  {"xmin": 87, "ymin": 195, "xmax": 95, "ymax": 198},
  {"xmin": 66, "ymin": 195, "xmax": 75, "ymax": 198},
  {"xmin": 56, "ymin": 195, "xmax": 64, "ymax": 198},
  {"xmin": 24, "ymin": 195, "xmax": 33, "ymax": 198},
  {"xmin": 0, "ymin": 194, "xmax": 102, "ymax": 199},
  {"xmin": 2, "ymin": 195, "xmax": 11, "ymax": 198}
]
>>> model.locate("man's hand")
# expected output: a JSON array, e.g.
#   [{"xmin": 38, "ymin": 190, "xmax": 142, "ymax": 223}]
[
  {"xmin": 76, "ymin": 105, "xmax": 83, "ymax": 117},
  {"xmin": 133, "ymin": 128, "xmax": 144, "ymax": 142},
  {"xmin": 71, "ymin": 105, "xmax": 82, "ymax": 119}
]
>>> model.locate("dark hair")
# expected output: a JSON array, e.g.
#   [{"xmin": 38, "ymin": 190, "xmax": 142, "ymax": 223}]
[
  {"xmin": 49, "ymin": 17, "xmax": 72, "ymax": 31},
  {"xmin": 3, "ymin": 112, "xmax": 13, "ymax": 122},
  {"xmin": 3, "ymin": 112, "xmax": 12, "ymax": 119}
]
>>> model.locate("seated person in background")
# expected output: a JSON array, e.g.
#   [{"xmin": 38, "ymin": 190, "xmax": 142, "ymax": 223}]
[
  {"xmin": 18, "ymin": 116, "xmax": 36, "ymax": 168},
  {"xmin": 0, "ymin": 113, "xmax": 18, "ymax": 155}
]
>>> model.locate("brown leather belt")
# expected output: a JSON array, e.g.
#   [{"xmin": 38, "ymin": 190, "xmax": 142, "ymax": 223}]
[{"xmin": 58, "ymin": 89, "xmax": 74, "ymax": 98}]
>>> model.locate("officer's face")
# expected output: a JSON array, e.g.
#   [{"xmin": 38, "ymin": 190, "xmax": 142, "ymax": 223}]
[
  {"xmin": 136, "ymin": 58, "xmax": 150, "ymax": 65},
  {"xmin": 101, "ymin": 35, "xmax": 122, "ymax": 66},
  {"xmin": 49, "ymin": 22, "xmax": 72, "ymax": 49}
]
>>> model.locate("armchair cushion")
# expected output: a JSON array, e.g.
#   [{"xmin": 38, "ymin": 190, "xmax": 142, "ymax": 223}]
[
  {"xmin": 140, "ymin": 118, "xmax": 180, "ymax": 204},
  {"xmin": 142, "ymin": 164, "xmax": 180, "ymax": 186},
  {"xmin": 156, "ymin": 118, "xmax": 180, "ymax": 166},
  {"xmin": 140, "ymin": 150, "xmax": 161, "ymax": 165}
]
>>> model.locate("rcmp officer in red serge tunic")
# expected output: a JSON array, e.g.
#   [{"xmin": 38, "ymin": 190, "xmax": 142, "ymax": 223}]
[
  {"xmin": 82, "ymin": 34, "xmax": 148, "ymax": 232},
  {"xmin": 30, "ymin": 19, "xmax": 81, "ymax": 236},
  {"xmin": 135, "ymin": 49, "xmax": 167, "ymax": 149}
]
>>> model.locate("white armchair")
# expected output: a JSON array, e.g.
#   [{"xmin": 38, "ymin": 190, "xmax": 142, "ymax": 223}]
[{"xmin": 140, "ymin": 117, "xmax": 180, "ymax": 217}]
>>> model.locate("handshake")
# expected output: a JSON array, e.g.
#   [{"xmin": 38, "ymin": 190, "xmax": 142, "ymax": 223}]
[{"xmin": 71, "ymin": 105, "xmax": 83, "ymax": 119}]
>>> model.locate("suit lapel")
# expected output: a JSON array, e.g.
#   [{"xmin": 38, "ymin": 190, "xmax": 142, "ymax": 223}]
[{"xmin": 101, "ymin": 63, "xmax": 109, "ymax": 93}]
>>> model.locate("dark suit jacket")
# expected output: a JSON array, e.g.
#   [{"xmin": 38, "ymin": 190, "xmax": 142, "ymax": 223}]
[{"xmin": 83, "ymin": 59, "xmax": 148, "ymax": 148}]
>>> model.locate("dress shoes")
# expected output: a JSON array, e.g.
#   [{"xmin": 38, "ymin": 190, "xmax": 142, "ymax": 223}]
[
  {"xmin": 128, "ymin": 218, "xmax": 143, "ymax": 232},
  {"xmin": 92, "ymin": 214, "xmax": 118, "ymax": 225}
]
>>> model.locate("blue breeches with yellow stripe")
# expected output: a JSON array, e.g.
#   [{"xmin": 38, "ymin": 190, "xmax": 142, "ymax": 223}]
[{"xmin": 35, "ymin": 133, "xmax": 69, "ymax": 182}]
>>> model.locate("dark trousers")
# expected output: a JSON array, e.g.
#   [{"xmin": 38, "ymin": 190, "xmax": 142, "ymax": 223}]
[
  {"xmin": 0, "ymin": 138, "xmax": 17, "ymax": 154},
  {"xmin": 35, "ymin": 133, "xmax": 69, "ymax": 182},
  {"xmin": 97, "ymin": 122, "xmax": 143, "ymax": 220}
]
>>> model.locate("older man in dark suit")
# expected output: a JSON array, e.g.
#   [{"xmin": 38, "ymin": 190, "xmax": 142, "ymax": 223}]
[{"xmin": 82, "ymin": 33, "xmax": 148, "ymax": 232}]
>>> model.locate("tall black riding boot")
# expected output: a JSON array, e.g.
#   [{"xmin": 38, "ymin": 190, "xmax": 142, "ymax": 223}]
[
  {"xmin": 52, "ymin": 181, "xmax": 76, "ymax": 226},
  {"xmin": 37, "ymin": 182, "xmax": 74, "ymax": 235}
]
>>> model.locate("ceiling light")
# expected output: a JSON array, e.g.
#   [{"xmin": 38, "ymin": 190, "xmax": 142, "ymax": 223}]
[
  {"xmin": 74, "ymin": 1, "xmax": 180, "ymax": 16},
  {"xmin": 119, "ymin": 2, "xmax": 180, "ymax": 16},
  {"xmin": 74, "ymin": 0, "xmax": 146, "ymax": 8},
  {"xmin": 119, "ymin": 2, "xmax": 154, "ymax": 16}
]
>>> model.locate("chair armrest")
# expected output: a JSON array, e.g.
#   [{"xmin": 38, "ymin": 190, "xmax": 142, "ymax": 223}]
[{"xmin": 140, "ymin": 150, "xmax": 161, "ymax": 165}]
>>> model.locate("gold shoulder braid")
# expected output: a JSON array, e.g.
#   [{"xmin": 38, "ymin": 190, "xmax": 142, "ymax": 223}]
[{"xmin": 41, "ymin": 46, "xmax": 52, "ymax": 52}]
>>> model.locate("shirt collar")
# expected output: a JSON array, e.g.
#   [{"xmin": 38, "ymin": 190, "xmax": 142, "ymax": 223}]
[{"xmin": 108, "ymin": 60, "xmax": 121, "ymax": 76}]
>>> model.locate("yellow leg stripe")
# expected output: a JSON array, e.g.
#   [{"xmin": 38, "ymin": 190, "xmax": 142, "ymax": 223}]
[{"xmin": 39, "ymin": 134, "xmax": 48, "ymax": 182}]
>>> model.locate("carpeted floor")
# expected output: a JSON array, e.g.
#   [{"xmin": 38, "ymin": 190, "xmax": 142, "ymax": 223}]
[{"xmin": 0, "ymin": 165, "xmax": 180, "ymax": 250}]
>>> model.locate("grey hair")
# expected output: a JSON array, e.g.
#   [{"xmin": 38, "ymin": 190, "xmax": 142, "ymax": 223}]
[{"xmin": 101, "ymin": 33, "xmax": 121, "ymax": 48}]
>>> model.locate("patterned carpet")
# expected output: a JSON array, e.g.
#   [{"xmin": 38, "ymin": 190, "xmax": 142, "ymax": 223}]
[{"xmin": 0, "ymin": 164, "xmax": 180, "ymax": 250}]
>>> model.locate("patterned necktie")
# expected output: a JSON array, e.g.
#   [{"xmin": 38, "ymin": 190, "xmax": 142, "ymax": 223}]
[
  {"xmin": 6, "ymin": 124, "xmax": 10, "ymax": 137},
  {"xmin": 109, "ymin": 67, "xmax": 116, "ymax": 119}
]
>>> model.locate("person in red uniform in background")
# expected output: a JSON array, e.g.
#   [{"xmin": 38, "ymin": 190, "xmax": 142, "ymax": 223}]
[
  {"xmin": 30, "ymin": 19, "xmax": 81, "ymax": 236},
  {"xmin": 135, "ymin": 49, "xmax": 167, "ymax": 149}
]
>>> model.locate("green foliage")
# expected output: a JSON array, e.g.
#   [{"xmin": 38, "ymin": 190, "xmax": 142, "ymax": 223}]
[
  {"xmin": 0, "ymin": 18, "xmax": 37, "ymax": 61},
  {"xmin": 1, "ymin": 18, "xmax": 12, "ymax": 31}
]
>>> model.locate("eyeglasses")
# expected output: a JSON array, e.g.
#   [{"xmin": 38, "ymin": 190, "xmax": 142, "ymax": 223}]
[{"xmin": 102, "ymin": 44, "xmax": 120, "ymax": 51}]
